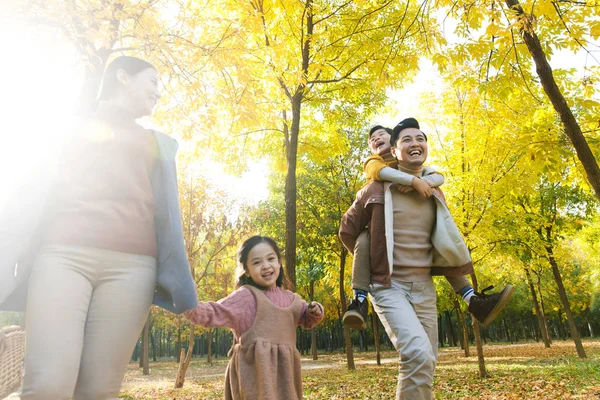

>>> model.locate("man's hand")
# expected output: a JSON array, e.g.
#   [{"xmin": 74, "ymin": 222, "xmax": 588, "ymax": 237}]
[{"xmin": 411, "ymin": 177, "xmax": 433, "ymax": 198}]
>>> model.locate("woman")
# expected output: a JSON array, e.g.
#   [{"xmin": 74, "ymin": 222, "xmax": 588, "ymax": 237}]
[{"xmin": 0, "ymin": 56, "xmax": 197, "ymax": 399}]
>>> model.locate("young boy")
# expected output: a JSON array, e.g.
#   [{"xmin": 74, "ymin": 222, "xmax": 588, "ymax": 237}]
[{"xmin": 343, "ymin": 120, "xmax": 514, "ymax": 330}]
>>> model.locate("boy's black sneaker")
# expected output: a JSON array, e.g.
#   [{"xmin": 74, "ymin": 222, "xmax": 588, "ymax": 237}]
[
  {"xmin": 343, "ymin": 298, "xmax": 369, "ymax": 330},
  {"xmin": 468, "ymin": 284, "xmax": 515, "ymax": 328}
]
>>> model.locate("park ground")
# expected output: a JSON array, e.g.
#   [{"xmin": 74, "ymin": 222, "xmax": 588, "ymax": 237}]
[{"xmin": 120, "ymin": 339, "xmax": 600, "ymax": 399}]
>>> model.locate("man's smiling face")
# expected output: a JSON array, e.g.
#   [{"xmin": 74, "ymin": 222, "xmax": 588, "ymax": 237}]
[
  {"xmin": 391, "ymin": 127, "xmax": 428, "ymax": 167},
  {"xmin": 368, "ymin": 128, "xmax": 392, "ymax": 155}
]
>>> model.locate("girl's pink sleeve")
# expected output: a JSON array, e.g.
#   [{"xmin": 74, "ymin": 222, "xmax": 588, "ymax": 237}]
[
  {"xmin": 297, "ymin": 300, "xmax": 324, "ymax": 329},
  {"xmin": 183, "ymin": 288, "xmax": 255, "ymax": 336}
]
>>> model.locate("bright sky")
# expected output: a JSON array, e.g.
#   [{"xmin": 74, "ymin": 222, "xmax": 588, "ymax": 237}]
[
  {"xmin": 0, "ymin": 4, "xmax": 270, "ymax": 207},
  {"xmin": 0, "ymin": 8, "xmax": 83, "ymax": 211},
  {"xmin": 378, "ymin": 48, "xmax": 595, "ymax": 134}
]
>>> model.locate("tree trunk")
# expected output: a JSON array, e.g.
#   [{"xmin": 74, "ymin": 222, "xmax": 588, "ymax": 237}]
[
  {"xmin": 176, "ymin": 324, "xmax": 182, "ymax": 362},
  {"xmin": 470, "ymin": 273, "xmax": 487, "ymax": 377},
  {"xmin": 504, "ymin": 0, "xmax": 600, "ymax": 202},
  {"xmin": 438, "ymin": 314, "xmax": 444, "ymax": 348},
  {"xmin": 371, "ymin": 311, "xmax": 381, "ymax": 365},
  {"xmin": 132, "ymin": 342, "xmax": 139, "ymax": 362},
  {"xmin": 299, "ymin": 329, "xmax": 305, "ymax": 355},
  {"xmin": 531, "ymin": 316, "xmax": 539, "ymax": 342},
  {"xmin": 360, "ymin": 330, "xmax": 369, "ymax": 352},
  {"xmin": 151, "ymin": 329, "xmax": 157, "ymax": 362},
  {"xmin": 311, "ymin": 328, "xmax": 318, "ymax": 360},
  {"xmin": 546, "ymin": 247, "xmax": 586, "ymax": 358},
  {"xmin": 283, "ymin": 0, "xmax": 314, "ymax": 289},
  {"xmin": 535, "ymin": 273, "xmax": 553, "ymax": 343},
  {"xmin": 158, "ymin": 331, "xmax": 162, "ymax": 359},
  {"xmin": 524, "ymin": 267, "xmax": 551, "ymax": 348},
  {"xmin": 284, "ymin": 102, "xmax": 299, "ymax": 289},
  {"xmin": 472, "ymin": 320, "xmax": 487, "ymax": 377},
  {"xmin": 175, "ymin": 325, "xmax": 195, "ymax": 388},
  {"xmin": 309, "ymin": 280, "xmax": 318, "ymax": 360},
  {"xmin": 167, "ymin": 332, "xmax": 171, "ymax": 358},
  {"xmin": 339, "ymin": 246, "xmax": 355, "ymax": 369},
  {"xmin": 454, "ymin": 299, "xmax": 470, "ymax": 356},
  {"xmin": 503, "ymin": 317, "xmax": 511, "ymax": 342},
  {"xmin": 446, "ymin": 310, "xmax": 457, "ymax": 347},
  {"xmin": 343, "ymin": 326, "xmax": 355, "ymax": 369},
  {"xmin": 207, "ymin": 329, "xmax": 213, "ymax": 365},
  {"xmin": 141, "ymin": 316, "xmax": 150, "ymax": 375}
]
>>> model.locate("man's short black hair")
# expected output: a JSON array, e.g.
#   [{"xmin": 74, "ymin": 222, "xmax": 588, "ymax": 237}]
[{"xmin": 391, "ymin": 117, "xmax": 427, "ymax": 147}]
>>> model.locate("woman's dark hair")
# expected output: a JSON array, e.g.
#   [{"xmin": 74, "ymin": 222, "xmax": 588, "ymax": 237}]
[
  {"xmin": 97, "ymin": 56, "xmax": 156, "ymax": 101},
  {"xmin": 235, "ymin": 236, "xmax": 288, "ymax": 289}
]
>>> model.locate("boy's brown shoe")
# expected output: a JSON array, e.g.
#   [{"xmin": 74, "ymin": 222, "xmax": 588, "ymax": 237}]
[
  {"xmin": 468, "ymin": 284, "xmax": 515, "ymax": 328},
  {"xmin": 343, "ymin": 298, "xmax": 369, "ymax": 330}
]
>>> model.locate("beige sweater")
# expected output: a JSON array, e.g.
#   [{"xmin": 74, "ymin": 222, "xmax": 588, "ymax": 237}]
[{"xmin": 391, "ymin": 186, "xmax": 436, "ymax": 282}]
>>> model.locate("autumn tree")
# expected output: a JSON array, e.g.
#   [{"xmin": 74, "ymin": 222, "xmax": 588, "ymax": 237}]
[
  {"xmin": 418, "ymin": 69, "xmax": 546, "ymax": 375},
  {"xmin": 174, "ymin": 157, "xmax": 249, "ymax": 387},
  {"xmin": 513, "ymin": 179, "xmax": 595, "ymax": 358},
  {"xmin": 189, "ymin": 0, "xmax": 449, "ymax": 287},
  {"xmin": 244, "ymin": 116, "xmax": 369, "ymax": 367},
  {"xmin": 433, "ymin": 0, "xmax": 600, "ymax": 200}
]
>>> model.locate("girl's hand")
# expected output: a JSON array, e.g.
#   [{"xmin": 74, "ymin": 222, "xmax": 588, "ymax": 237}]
[
  {"xmin": 397, "ymin": 185, "xmax": 415, "ymax": 194},
  {"xmin": 308, "ymin": 301, "xmax": 324, "ymax": 318}
]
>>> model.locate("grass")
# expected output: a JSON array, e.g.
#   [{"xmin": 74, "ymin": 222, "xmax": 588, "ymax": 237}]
[{"xmin": 120, "ymin": 339, "xmax": 600, "ymax": 399}]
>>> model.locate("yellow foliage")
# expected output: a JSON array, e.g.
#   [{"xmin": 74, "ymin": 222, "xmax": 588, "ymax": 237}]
[{"xmin": 591, "ymin": 21, "xmax": 600, "ymax": 40}]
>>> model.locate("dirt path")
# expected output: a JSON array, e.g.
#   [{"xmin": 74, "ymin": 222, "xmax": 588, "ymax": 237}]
[{"xmin": 192, "ymin": 356, "xmax": 399, "ymax": 379}]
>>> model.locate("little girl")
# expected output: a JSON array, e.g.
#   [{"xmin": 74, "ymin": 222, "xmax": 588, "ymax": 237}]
[{"xmin": 184, "ymin": 235, "xmax": 324, "ymax": 400}]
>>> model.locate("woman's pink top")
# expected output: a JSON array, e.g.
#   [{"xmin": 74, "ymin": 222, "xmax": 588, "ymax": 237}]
[
  {"xmin": 184, "ymin": 286, "xmax": 324, "ymax": 340},
  {"xmin": 44, "ymin": 104, "xmax": 158, "ymax": 257}
]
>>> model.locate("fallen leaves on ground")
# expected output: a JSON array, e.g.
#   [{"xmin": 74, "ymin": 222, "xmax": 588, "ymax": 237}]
[{"xmin": 120, "ymin": 339, "xmax": 600, "ymax": 399}]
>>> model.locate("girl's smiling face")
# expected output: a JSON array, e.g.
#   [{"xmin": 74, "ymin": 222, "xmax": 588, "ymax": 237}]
[{"xmin": 245, "ymin": 242, "xmax": 281, "ymax": 289}]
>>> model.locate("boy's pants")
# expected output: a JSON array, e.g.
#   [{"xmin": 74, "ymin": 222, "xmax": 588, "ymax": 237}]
[
  {"xmin": 21, "ymin": 245, "xmax": 157, "ymax": 400},
  {"xmin": 352, "ymin": 230, "xmax": 470, "ymax": 293},
  {"xmin": 370, "ymin": 279, "xmax": 438, "ymax": 400}
]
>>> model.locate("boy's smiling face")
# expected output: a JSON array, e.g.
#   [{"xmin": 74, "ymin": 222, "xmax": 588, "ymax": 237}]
[{"xmin": 368, "ymin": 128, "xmax": 392, "ymax": 155}]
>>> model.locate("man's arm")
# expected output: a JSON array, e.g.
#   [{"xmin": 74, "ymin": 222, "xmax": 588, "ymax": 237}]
[{"xmin": 339, "ymin": 195, "xmax": 370, "ymax": 252}]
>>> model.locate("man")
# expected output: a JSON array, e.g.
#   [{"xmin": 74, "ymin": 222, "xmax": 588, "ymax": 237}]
[
  {"xmin": 342, "ymin": 125, "xmax": 445, "ymax": 330},
  {"xmin": 339, "ymin": 118, "xmax": 513, "ymax": 399}
]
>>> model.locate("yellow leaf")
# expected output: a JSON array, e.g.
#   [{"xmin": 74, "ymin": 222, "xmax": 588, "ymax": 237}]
[
  {"xmin": 590, "ymin": 21, "xmax": 600, "ymax": 40},
  {"xmin": 536, "ymin": 0, "xmax": 555, "ymax": 16}
]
